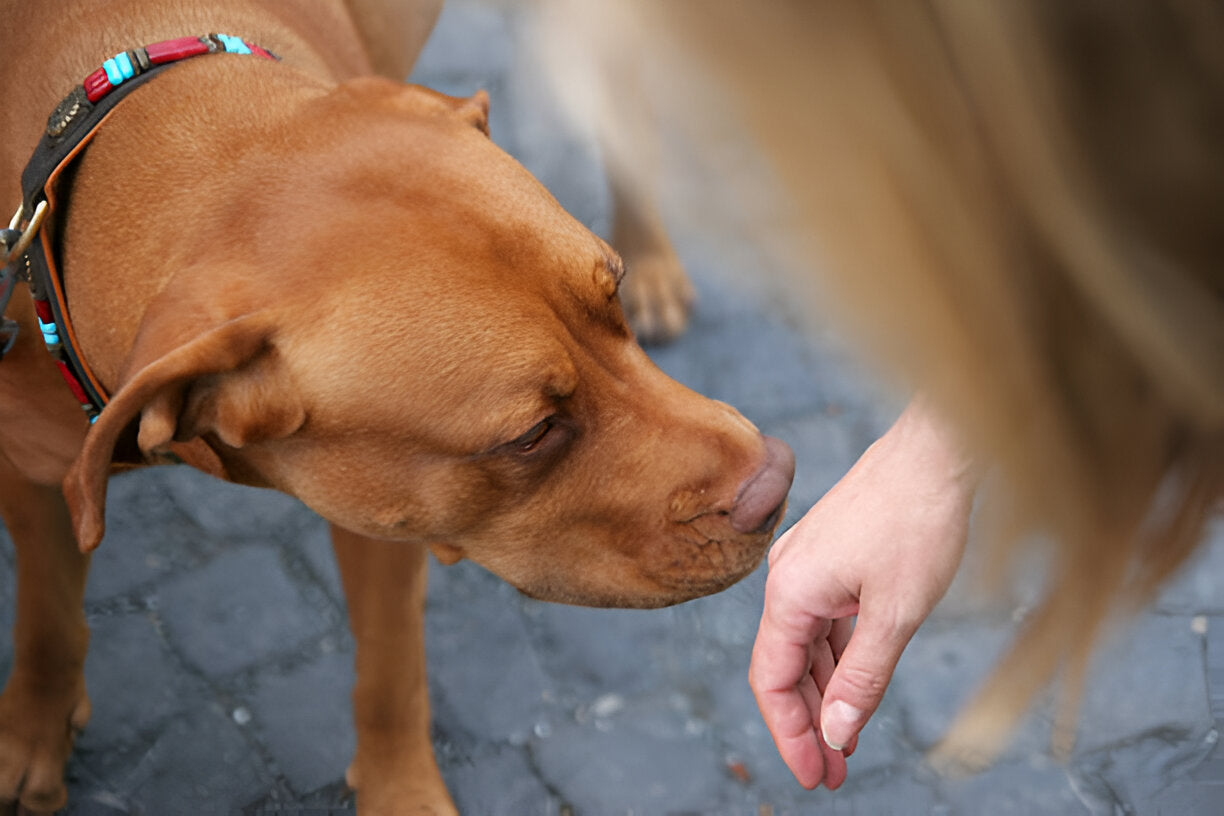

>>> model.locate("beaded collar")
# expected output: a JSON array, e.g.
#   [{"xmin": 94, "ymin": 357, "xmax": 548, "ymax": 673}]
[{"xmin": 0, "ymin": 34, "xmax": 277, "ymax": 423}]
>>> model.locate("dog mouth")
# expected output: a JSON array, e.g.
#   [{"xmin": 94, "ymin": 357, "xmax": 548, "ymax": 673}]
[
  {"xmin": 649, "ymin": 561, "xmax": 763, "ymax": 603},
  {"xmin": 506, "ymin": 525, "xmax": 773, "ymax": 609},
  {"xmin": 646, "ymin": 520, "xmax": 776, "ymax": 600},
  {"xmin": 515, "ymin": 562, "xmax": 763, "ymax": 609}
]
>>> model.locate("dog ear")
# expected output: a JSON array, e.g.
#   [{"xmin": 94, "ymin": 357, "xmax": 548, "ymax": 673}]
[
  {"xmin": 62, "ymin": 311, "xmax": 302, "ymax": 553},
  {"xmin": 451, "ymin": 89, "xmax": 490, "ymax": 136},
  {"xmin": 138, "ymin": 344, "xmax": 305, "ymax": 453},
  {"xmin": 342, "ymin": 77, "xmax": 491, "ymax": 136}
]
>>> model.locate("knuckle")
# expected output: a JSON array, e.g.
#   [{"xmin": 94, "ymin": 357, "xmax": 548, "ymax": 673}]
[
  {"xmin": 868, "ymin": 603, "xmax": 924, "ymax": 647},
  {"xmin": 835, "ymin": 662, "xmax": 891, "ymax": 700}
]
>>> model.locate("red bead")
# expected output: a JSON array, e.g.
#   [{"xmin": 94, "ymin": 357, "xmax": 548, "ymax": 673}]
[
  {"xmin": 83, "ymin": 68, "xmax": 112, "ymax": 102},
  {"xmin": 146, "ymin": 36, "xmax": 210, "ymax": 65},
  {"xmin": 33, "ymin": 299, "xmax": 54, "ymax": 324},
  {"xmin": 54, "ymin": 360, "xmax": 91, "ymax": 405}
]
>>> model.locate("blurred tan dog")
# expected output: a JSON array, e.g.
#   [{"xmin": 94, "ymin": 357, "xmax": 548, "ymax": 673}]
[
  {"xmin": 0, "ymin": 1, "xmax": 791, "ymax": 812},
  {"xmin": 540, "ymin": 0, "xmax": 1224, "ymax": 759}
]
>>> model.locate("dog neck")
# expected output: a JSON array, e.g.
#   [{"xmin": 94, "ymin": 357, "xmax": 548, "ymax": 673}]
[{"xmin": 2, "ymin": 34, "xmax": 278, "ymax": 423}]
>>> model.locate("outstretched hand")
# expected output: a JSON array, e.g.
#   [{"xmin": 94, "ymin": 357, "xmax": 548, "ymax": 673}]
[{"xmin": 749, "ymin": 399, "xmax": 978, "ymax": 789}]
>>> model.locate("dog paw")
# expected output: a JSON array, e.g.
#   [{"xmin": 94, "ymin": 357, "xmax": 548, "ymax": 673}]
[
  {"xmin": 0, "ymin": 675, "xmax": 90, "ymax": 813},
  {"xmin": 620, "ymin": 246, "xmax": 696, "ymax": 345}
]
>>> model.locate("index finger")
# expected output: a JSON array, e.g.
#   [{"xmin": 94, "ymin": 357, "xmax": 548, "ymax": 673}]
[
  {"xmin": 750, "ymin": 662, "xmax": 827, "ymax": 788},
  {"xmin": 750, "ymin": 612, "xmax": 831, "ymax": 788}
]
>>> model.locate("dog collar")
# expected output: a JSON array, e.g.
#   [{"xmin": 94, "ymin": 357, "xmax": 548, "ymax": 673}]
[{"xmin": 0, "ymin": 34, "xmax": 277, "ymax": 422}]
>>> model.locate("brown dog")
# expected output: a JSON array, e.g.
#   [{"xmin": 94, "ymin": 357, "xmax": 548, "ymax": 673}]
[{"xmin": 0, "ymin": 1, "xmax": 792, "ymax": 812}]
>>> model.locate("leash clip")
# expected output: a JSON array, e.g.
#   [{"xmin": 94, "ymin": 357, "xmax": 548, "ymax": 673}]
[
  {"xmin": 1, "ymin": 200, "xmax": 46, "ymax": 359},
  {"xmin": 3, "ymin": 200, "xmax": 47, "ymax": 269}
]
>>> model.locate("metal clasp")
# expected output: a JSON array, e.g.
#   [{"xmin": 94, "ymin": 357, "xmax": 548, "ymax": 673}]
[
  {"xmin": 3, "ymin": 200, "xmax": 47, "ymax": 268},
  {"xmin": 1, "ymin": 200, "xmax": 45, "ymax": 359}
]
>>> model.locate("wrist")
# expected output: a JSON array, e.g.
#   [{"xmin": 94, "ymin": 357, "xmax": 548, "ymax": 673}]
[{"xmin": 883, "ymin": 396, "xmax": 981, "ymax": 494}]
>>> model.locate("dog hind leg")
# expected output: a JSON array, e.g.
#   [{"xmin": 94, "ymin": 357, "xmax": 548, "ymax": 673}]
[
  {"xmin": 330, "ymin": 525, "xmax": 456, "ymax": 816},
  {"xmin": 0, "ymin": 452, "xmax": 91, "ymax": 813}
]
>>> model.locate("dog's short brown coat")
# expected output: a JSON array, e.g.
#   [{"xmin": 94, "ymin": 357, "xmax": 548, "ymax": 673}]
[{"xmin": 0, "ymin": 1, "xmax": 791, "ymax": 812}]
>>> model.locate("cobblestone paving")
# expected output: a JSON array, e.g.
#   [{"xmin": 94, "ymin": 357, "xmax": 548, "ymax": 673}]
[{"xmin": 2, "ymin": 2, "xmax": 1221, "ymax": 814}]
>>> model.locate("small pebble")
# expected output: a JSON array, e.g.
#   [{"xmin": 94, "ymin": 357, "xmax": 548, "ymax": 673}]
[
  {"xmin": 726, "ymin": 758, "xmax": 752, "ymax": 784},
  {"xmin": 589, "ymin": 693, "xmax": 624, "ymax": 719}
]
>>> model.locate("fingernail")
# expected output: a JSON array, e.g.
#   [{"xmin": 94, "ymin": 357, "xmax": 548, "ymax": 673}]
[{"xmin": 822, "ymin": 700, "xmax": 864, "ymax": 751}]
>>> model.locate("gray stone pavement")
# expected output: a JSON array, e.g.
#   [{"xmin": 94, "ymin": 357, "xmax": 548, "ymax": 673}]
[{"xmin": 2, "ymin": 2, "xmax": 1222, "ymax": 813}]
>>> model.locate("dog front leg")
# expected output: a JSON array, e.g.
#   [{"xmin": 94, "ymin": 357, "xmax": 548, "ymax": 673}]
[
  {"xmin": 0, "ymin": 454, "xmax": 91, "ymax": 813},
  {"xmin": 609, "ymin": 169, "xmax": 695, "ymax": 345},
  {"xmin": 330, "ymin": 525, "xmax": 455, "ymax": 816}
]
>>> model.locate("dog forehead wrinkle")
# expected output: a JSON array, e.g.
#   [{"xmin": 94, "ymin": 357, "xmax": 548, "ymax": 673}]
[
  {"xmin": 240, "ymin": 120, "xmax": 536, "ymax": 246},
  {"xmin": 252, "ymin": 124, "xmax": 603, "ymax": 298},
  {"xmin": 305, "ymin": 108, "xmax": 573, "ymax": 231},
  {"xmin": 283, "ymin": 308, "xmax": 579, "ymax": 452}
]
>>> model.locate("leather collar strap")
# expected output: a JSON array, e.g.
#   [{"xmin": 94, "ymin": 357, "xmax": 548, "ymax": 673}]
[{"xmin": 0, "ymin": 34, "xmax": 276, "ymax": 423}]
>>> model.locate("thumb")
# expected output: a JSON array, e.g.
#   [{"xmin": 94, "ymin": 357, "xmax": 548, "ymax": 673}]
[{"xmin": 819, "ymin": 611, "xmax": 914, "ymax": 750}]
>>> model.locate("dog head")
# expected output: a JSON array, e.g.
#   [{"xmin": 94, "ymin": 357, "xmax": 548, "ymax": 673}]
[{"xmin": 63, "ymin": 78, "xmax": 791, "ymax": 608}]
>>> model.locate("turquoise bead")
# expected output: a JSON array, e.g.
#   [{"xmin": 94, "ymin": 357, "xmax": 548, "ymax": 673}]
[
  {"xmin": 217, "ymin": 34, "xmax": 251, "ymax": 55},
  {"xmin": 115, "ymin": 51, "xmax": 135, "ymax": 80},
  {"xmin": 103, "ymin": 58, "xmax": 122, "ymax": 85}
]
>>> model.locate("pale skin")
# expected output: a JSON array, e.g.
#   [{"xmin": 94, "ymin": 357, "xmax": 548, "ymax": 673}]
[{"xmin": 749, "ymin": 398, "xmax": 979, "ymax": 788}]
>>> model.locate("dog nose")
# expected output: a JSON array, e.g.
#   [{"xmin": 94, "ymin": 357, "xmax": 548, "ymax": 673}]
[{"xmin": 730, "ymin": 435, "xmax": 795, "ymax": 534}]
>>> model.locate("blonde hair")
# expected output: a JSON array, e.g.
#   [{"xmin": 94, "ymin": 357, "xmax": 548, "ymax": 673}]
[{"xmin": 539, "ymin": 0, "xmax": 1224, "ymax": 759}]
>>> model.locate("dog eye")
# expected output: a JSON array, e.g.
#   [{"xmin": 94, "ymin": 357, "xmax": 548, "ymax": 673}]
[{"xmin": 511, "ymin": 417, "xmax": 555, "ymax": 453}]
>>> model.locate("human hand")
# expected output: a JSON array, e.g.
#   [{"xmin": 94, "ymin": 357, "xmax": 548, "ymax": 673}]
[{"xmin": 749, "ymin": 399, "xmax": 977, "ymax": 788}]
